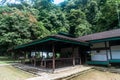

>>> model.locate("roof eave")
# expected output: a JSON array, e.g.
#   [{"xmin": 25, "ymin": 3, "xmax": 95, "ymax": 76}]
[
  {"xmin": 15, "ymin": 37, "xmax": 89, "ymax": 50},
  {"xmin": 88, "ymin": 37, "xmax": 120, "ymax": 43}
]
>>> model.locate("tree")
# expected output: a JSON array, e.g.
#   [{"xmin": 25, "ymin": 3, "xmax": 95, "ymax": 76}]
[
  {"xmin": 67, "ymin": 9, "xmax": 92, "ymax": 36},
  {"xmin": 93, "ymin": 0, "xmax": 120, "ymax": 32},
  {"xmin": 0, "ymin": 0, "xmax": 120, "ymax": 54},
  {"xmin": 33, "ymin": 0, "xmax": 55, "ymax": 11},
  {"xmin": 86, "ymin": 1, "xmax": 101, "ymax": 24},
  {"xmin": 0, "ymin": 7, "xmax": 49, "ymax": 54}
]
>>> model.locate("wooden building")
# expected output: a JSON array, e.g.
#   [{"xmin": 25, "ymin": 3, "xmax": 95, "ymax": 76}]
[
  {"xmin": 14, "ymin": 29, "xmax": 120, "ymax": 72},
  {"xmin": 14, "ymin": 33, "xmax": 90, "ymax": 72},
  {"xmin": 78, "ymin": 29, "xmax": 120, "ymax": 65}
]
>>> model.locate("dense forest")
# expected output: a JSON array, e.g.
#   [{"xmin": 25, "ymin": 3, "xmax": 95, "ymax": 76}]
[{"xmin": 0, "ymin": 0, "xmax": 120, "ymax": 55}]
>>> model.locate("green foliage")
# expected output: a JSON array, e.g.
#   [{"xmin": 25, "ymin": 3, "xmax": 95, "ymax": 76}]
[
  {"xmin": 0, "ymin": 7, "xmax": 49, "ymax": 54},
  {"xmin": 33, "ymin": 0, "xmax": 55, "ymax": 11},
  {"xmin": 86, "ymin": 1, "xmax": 101, "ymax": 24},
  {"xmin": 75, "ymin": 20, "xmax": 92, "ymax": 36},
  {"xmin": 0, "ymin": 0, "xmax": 120, "ymax": 54},
  {"xmin": 36, "ymin": 5, "xmax": 69, "ymax": 34},
  {"xmin": 67, "ymin": 9, "xmax": 91, "ymax": 36}
]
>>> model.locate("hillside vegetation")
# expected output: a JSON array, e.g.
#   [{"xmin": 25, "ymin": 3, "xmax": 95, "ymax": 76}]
[{"xmin": 0, "ymin": 0, "xmax": 120, "ymax": 54}]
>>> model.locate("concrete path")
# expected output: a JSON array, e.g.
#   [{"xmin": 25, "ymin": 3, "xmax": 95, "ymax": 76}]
[{"xmin": 26, "ymin": 65, "xmax": 92, "ymax": 80}]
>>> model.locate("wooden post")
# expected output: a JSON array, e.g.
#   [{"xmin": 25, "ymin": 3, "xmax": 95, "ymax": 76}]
[
  {"xmin": 79, "ymin": 55, "xmax": 81, "ymax": 65},
  {"xmin": 33, "ymin": 49, "xmax": 36, "ymax": 66},
  {"xmin": 29, "ymin": 51, "xmax": 31, "ymax": 63},
  {"xmin": 79, "ymin": 47, "xmax": 82, "ymax": 65},
  {"xmin": 109, "ymin": 42, "xmax": 112, "ymax": 60},
  {"xmin": 41, "ymin": 51, "xmax": 43, "ymax": 67},
  {"xmin": 24, "ymin": 51, "xmax": 26, "ymax": 64},
  {"xmin": 72, "ymin": 46, "xmax": 75, "ymax": 66},
  {"xmin": 85, "ymin": 53, "xmax": 87, "ymax": 64},
  {"xmin": 105, "ymin": 42, "xmax": 109, "ymax": 61},
  {"xmin": 90, "ymin": 48, "xmax": 92, "ymax": 61},
  {"xmin": 34, "ymin": 57, "xmax": 36, "ymax": 67},
  {"xmin": 85, "ymin": 47, "xmax": 90, "ymax": 63},
  {"xmin": 52, "ymin": 43, "xmax": 55, "ymax": 73}
]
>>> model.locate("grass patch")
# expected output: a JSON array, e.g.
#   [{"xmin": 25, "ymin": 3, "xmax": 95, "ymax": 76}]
[
  {"xmin": 0, "ymin": 56, "xmax": 20, "ymax": 64},
  {"xmin": 0, "ymin": 66, "xmax": 36, "ymax": 80},
  {"xmin": 0, "ymin": 56, "xmax": 36, "ymax": 80},
  {"xmin": 0, "ymin": 61, "xmax": 6, "ymax": 64}
]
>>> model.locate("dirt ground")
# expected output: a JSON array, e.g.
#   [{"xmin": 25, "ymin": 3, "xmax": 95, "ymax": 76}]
[{"xmin": 69, "ymin": 70, "xmax": 120, "ymax": 80}]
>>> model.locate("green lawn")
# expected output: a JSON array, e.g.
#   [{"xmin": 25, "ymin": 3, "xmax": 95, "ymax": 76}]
[
  {"xmin": 0, "ymin": 66, "xmax": 35, "ymax": 80},
  {"xmin": 0, "ymin": 61, "xmax": 6, "ymax": 64},
  {"xmin": 0, "ymin": 56, "xmax": 36, "ymax": 80},
  {"xmin": 0, "ymin": 56, "xmax": 20, "ymax": 64}
]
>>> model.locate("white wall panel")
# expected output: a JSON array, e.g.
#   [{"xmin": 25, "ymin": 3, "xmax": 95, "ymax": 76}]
[
  {"xmin": 91, "ymin": 50, "xmax": 110, "ymax": 61},
  {"xmin": 111, "ymin": 45, "xmax": 120, "ymax": 59}
]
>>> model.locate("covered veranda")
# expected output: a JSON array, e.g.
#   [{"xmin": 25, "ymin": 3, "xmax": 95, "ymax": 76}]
[{"xmin": 14, "ymin": 35, "xmax": 89, "ymax": 72}]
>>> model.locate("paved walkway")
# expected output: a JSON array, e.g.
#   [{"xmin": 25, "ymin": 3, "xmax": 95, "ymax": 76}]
[{"xmin": 26, "ymin": 65, "xmax": 92, "ymax": 80}]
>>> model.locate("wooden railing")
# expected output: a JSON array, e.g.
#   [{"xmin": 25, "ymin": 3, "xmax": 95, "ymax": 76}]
[{"xmin": 27, "ymin": 57, "xmax": 81, "ymax": 68}]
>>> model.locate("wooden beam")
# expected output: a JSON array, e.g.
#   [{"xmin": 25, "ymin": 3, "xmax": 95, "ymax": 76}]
[
  {"xmin": 79, "ymin": 55, "xmax": 81, "ymax": 65},
  {"xmin": 23, "ymin": 51, "xmax": 26, "ymax": 64},
  {"xmin": 84, "ymin": 53, "xmax": 87, "ymax": 64},
  {"xmin": 79, "ymin": 47, "xmax": 81, "ymax": 65},
  {"xmin": 105, "ymin": 42, "xmax": 109, "ymax": 61},
  {"xmin": 91, "ymin": 47, "xmax": 110, "ymax": 50},
  {"xmin": 52, "ymin": 43, "xmax": 55, "ymax": 72},
  {"xmin": 34, "ymin": 57, "xmax": 36, "ymax": 67},
  {"xmin": 34, "ymin": 47, "xmax": 37, "ymax": 67},
  {"xmin": 40, "ymin": 51, "xmax": 43, "ymax": 67},
  {"xmin": 109, "ymin": 42, "xmax": 112, "ymax": 60},
  {"xmin": 72, "ymin": 46, "xmax": 75, "ymax": 66}
]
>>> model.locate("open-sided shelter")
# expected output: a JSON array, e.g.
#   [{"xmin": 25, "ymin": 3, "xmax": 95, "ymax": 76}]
[{"xmin": 14, "ymin": 33, "xmax": 90, "ymax": 72}]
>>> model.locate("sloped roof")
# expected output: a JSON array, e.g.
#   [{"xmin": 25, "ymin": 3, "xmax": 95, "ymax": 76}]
[
  {"xmin": 14, "ymin": 29, "xmax": 120, "ymax": 50},
  {"xmin": 51, "ymin": 34, "xmax": 84, "ymax": 42},
  {"xmin": 77, "ymin": 29, "xmax": 120, "ymax": 41},
  {"xmin": 15, "ymin": 34, "xmax": 89, "ymax": 50}
]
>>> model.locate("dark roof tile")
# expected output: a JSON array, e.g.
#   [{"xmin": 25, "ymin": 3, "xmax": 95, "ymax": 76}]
[
  {"xmin": 77, "ymin": 29, "xmax": 120, "ymax": 41},
  {"xmin": 50, "ymin": 34, "xmax": 86, "ymax": 43}
]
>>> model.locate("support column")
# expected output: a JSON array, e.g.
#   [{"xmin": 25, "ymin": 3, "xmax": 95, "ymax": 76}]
[
  {"xmin": 85, "ymin": 47, "xmax": 90, "ymax": 63},
  {"xmin": 24, "ymin": 51, "xmax": 26, "ymax": 64},
  {"xmin": 105, "ymin": 42, "xmax": 109, "ymax": 61},
  {"xmin": 79, "ymin": 55, "xmax": 82, "ymax": 65},
  {"xmin": 52, "ymin": 43, "xmax": 55, "ymax": 73},
  {"xmin": 72, "ymin": 46, "xmax": 75, "ymax": 66},
  {"xmin": 22, "ymin": 51, "xmax": 25, "ymax": 64},
  {"xmin": 79, "ymin": 47, "xmax": 81, "ymax": 65},
  {"xmin": 29, "ymin": 51, "xmax": 31, "ymax": 63},
  {"xmin": 109, "ymin": 42, "xmax": 112, "ymax": 60},
  {"xmin": 41, "ymin": 51, "xmax": 43, "ymax": 67},
  {"xmin": 90, "ymin": 48, "xmax": 92, "ymax": 61},
  {"xmin": 34, "ymin": 51, "xmax": 36, "ymax": 67},
  {"xmin": 34, "ymin": 57, "xmax": 36, "ymax": 67}
]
